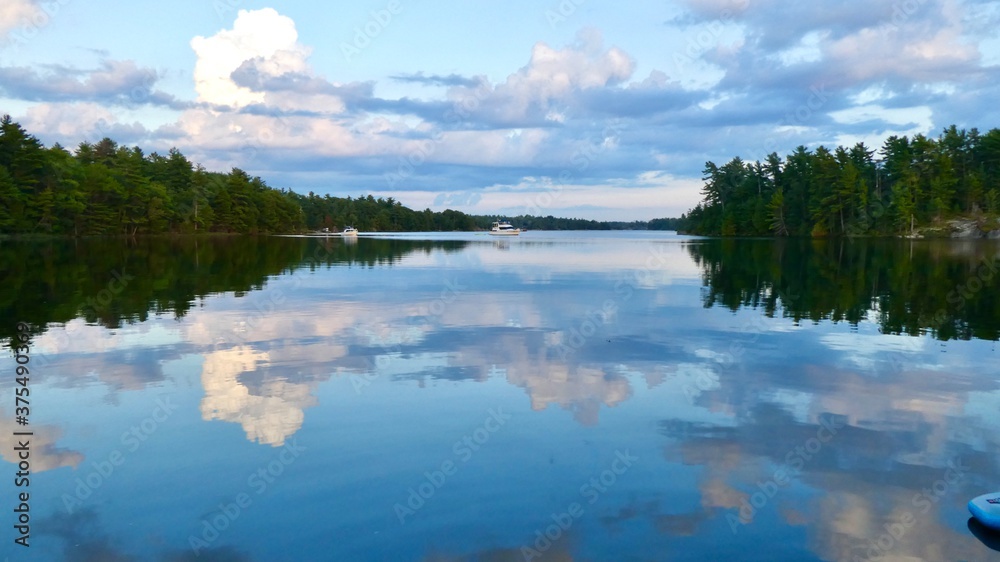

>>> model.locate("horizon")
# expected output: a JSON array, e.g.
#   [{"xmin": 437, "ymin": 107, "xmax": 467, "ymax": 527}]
[{"xmin": 3, "ymin": 0, "xmax": 998, "ymax": 221}]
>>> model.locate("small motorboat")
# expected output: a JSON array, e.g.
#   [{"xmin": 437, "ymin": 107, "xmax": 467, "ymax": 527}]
[
  {"xmin": 488, "ymin": 221, "xmax": 520, "ymax": 236},
  {"xmin": 342, "ymin": 226, "xmax": 359, "ymax": 236}
]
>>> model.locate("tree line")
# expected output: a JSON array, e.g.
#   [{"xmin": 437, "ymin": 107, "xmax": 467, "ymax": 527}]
[
  {"xmin": 1, "ymin": 115, "xmax": 689, "ymax": 235},
  {"xmin": 684, "ymin": 125, "xmax": 1000, "ymax": 236},
  {"xmin": 0, "ymin": 115, "xmax": 305, "ymax": 235},
  {"xmin": 295, "ymin": 192, "xmax": 479, "ymax": 232},
  {"xmin": 0, "ymin": 116, "xmax": 487, "ymax": 235}
]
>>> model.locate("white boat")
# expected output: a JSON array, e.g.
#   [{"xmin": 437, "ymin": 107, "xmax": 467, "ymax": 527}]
[
  {"xmin": 342, "ymin": 226, "xmax": 358, "ymax": 236},
  {"xmin": 488, "ymin": 221, "xmax": 520, "ymax": 236}
]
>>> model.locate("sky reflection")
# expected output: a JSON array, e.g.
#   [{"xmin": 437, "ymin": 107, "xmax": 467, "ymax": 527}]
[{"xmin": 2, "ymin": 233, "xmax": 999, "ymax": 561}]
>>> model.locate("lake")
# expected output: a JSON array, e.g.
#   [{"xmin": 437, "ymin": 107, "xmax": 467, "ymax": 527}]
[{"xmin": 2, "ymin": 232, "xmax": 1000, "ymax": 561}]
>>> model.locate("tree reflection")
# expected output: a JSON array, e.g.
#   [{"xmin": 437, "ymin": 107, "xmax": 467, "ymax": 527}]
[{"xmin": 687, "ymin": 239, "xmax": 1000, "ymax": 340}]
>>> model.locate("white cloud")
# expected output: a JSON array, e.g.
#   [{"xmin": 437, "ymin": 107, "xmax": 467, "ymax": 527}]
[
  {"xmin": 0, "ymin": 0, "xmax": 41, "ymax": 37},
  {"xmin": 21, "ymin": 102, "xmax": 116, "ymax": 138},
  {"xmin": 0, "ymin": 412, "xmax": 82, "ymax": 473},
  {"xmin": 446, "ymin": 28, "xmax": 637, "ymax": 125},
  {"xmin": 822, "ymin": 12, "xmax": 979, "ymax": 86},
  {"xmin": 190, "ymin": 8, "xmax": 309, "ymax": 108},
  {"xmin": 11, "ymin": 1, "xmax": 996, "ymax": 221},
  {"xmin": 200, "ymin": 346, "xmax": 317, "ymax": 447}
]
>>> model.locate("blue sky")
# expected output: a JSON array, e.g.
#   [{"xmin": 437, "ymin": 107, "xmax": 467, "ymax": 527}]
[{"xmin": 2, "ymin": 0, "xmax": 999, "ymax": 220}]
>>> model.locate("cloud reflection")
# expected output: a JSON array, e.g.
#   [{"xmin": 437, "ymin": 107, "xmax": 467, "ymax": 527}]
[
  {"xmin": 200, "ymin": 346, "xmax": 317, "ymax": 447},
  {"xmin": 0, "ymin": 411, "xmax": 83, "ymax": 472}
]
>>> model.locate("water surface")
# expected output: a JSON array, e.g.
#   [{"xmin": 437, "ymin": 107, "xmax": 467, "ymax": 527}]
[{"xmin": 2, "ymin": 233, "xmax": 999, "ymax": 561}]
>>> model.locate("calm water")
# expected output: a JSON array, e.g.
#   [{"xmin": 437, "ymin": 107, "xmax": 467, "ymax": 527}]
[{"xmin": 2, "ymin": 232, "xmax": 1000, "ymax": 562}]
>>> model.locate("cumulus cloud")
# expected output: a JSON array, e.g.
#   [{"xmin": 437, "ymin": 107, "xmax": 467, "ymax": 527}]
[
  {"xmin": 668, "ymin": 0, "xmax": 995, "ymax": 160},
  {"xmin": 163, "ymin": 20, "xmax": 708, "ymax": 219},
  {"xmin": 10, "ymin": 2, "xmax": 999, "ymax": 220},
  {"xmin": 695, "ymin": 0, "xmax": 985, "ymax": 96},
  {"xmin": 190, "ymin": 8, "xmax": 310, "ymax": 108},
  {"xmin": 0, "ymin": 0, "xmax": 41, "ymax": 37},
  {"xmin": 435, "ymin": 28, "xmax": 638, "ymax": 127}
]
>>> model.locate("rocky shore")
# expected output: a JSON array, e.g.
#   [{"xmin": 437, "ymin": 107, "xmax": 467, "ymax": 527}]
[{"xmin": 916, "ymin": 218, "xmax": 1000, "ymax": 239}]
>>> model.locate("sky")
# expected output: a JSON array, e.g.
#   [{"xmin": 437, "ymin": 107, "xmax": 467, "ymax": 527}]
[{"xmin": 1, "ymin": 0, "xmax": 999, "ymax": 221}]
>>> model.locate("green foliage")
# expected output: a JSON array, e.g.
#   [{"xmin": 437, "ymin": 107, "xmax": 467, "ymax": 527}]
[
  {"xmin": 647, "ymin": 217, "xmax": 687, "ymax": 230},
  {"xmin": 686, "ymin": 125, "xmax": 1000, "ymax": 236},
  {"xmin": 767, "ymin": 188, "xmax": 788, "ymax": 236},
  {"xmin": 0, "ymin": 116, "xmax": 306, "ymax": 235},
  {"xmin": 987, "ymin": 189, "xmax": 1000, "ymax": 214},
  {"xmin": 293, "ymin": 193, "xmax": 475, "ymax": 232},
  {"xmin": 0, "ymin": 115, "xmax": 693, "ymax": 235}
]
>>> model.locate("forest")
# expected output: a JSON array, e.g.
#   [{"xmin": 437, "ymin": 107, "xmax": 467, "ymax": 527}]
[
  {"xmin": 0, "ymin": 115, "xmax": 305, "ymax": 235},
  {"xmin": 0, "ymin": 116, "xmax": 682, "ymax": 235},
  {"xmin": 0, "ymin": 115, "xmax": 494, "ymax": 235},
  {"xmin": 684, "ymin": 125, "xmax": 1000, "ymax": 236}
]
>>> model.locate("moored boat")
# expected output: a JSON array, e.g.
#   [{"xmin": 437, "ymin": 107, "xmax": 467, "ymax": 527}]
[{"xmin": 488, "ymin": 221, "xmax": 520, "ymax": 236}]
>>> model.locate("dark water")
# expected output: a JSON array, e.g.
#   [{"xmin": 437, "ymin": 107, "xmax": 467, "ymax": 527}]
[{"xmin": 2, "ymin": 232, "xmax": 1000, "ymax": 562}]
